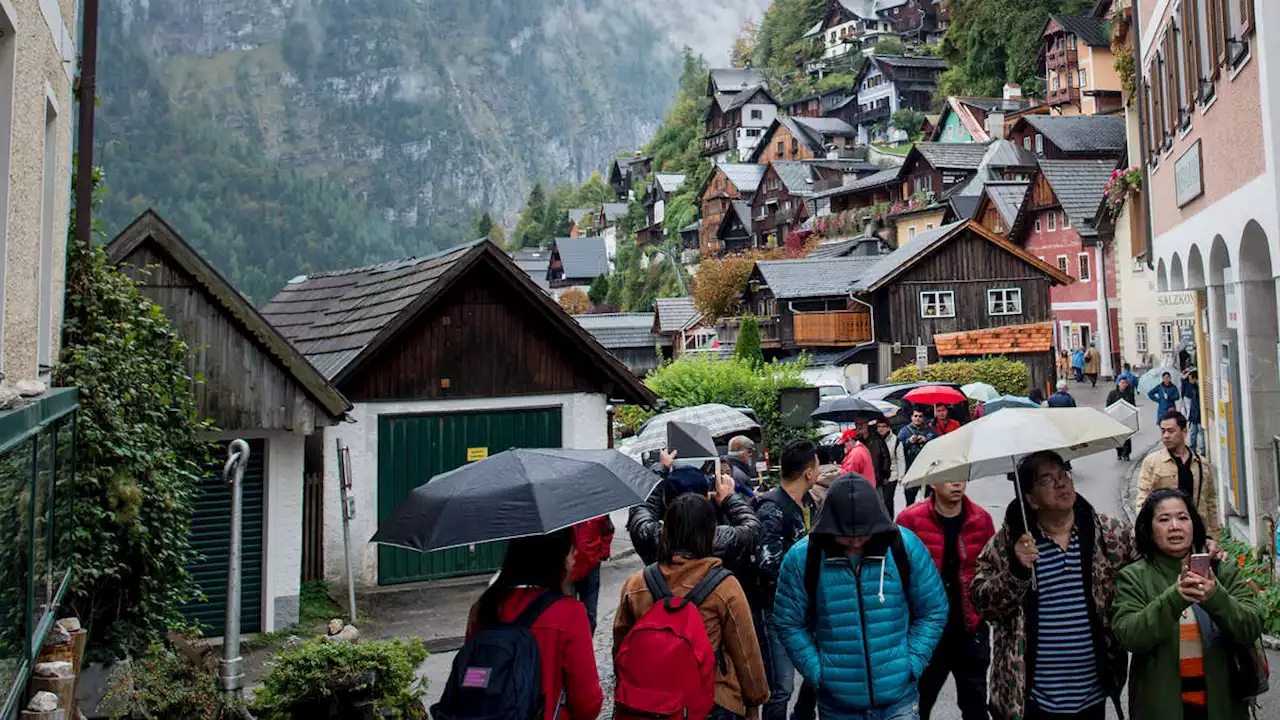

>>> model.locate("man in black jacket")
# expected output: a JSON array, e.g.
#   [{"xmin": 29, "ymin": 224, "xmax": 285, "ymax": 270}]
[
  {"xmin": 1106, "ymin": 376, "xmax": 1137, "ymax": 461},
  {"xmin": 752, "ymin": 440, "xmax": 820, "ymax": 720},
  {"xmin": 626, "ymin": 450, "xmax": 761, "ymax": 575},
  {"xmin": 722, "ymin": 435, "xmax": 760, "ymax": 496}
]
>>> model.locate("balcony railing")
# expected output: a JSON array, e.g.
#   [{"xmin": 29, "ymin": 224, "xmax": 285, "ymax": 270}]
[
  {"xmin": 1046, "ymin": 86, "xmax": 1081, "ymax": 106},
  {"xmin": 716, "ymin": 316, "xmax": 781, "ymax": 348},
  {"xmin": 701, "ymin": 129, "xmax": 735, "ymax": 157},
  {"xmin": 0, "ymin": 388, "xmax": 78, "ymax": 719},
  {"xmin": 794, "ymin": 310, "xmax": 874, "ymax": 346},
  {"xmin": 848, "ymin": 105, "xmax": 891, "ymax": 127}
]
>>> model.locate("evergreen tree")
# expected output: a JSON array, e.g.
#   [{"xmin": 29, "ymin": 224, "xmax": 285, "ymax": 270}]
[
  {"xmin": 588, "ymin": 274, "xmax": 610, "ymax": 305},
  {"xmin": 470, "ymin": 211, "xmax": 493, "ymax": 240},
  {"xmin": 734, "ymin": 316, "xmax": 764, "ymax": 369}
]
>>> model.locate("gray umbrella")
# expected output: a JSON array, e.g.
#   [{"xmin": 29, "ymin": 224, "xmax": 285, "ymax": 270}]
[
  {"xmin": 811, "ymin": 396, "xmax": 885, "ymax": 423},
  {"xmin": 631, "ymin": 404, "xmax": 759, "ymax": 455},
  {"xmin": 370, "ymin": 448, "xmax": 659, "ymax": 553}
]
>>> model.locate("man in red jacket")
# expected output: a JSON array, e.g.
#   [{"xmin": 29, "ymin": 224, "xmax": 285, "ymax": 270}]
[
  {"xmin": 895, "ymin": 481, "xmax": 995, "ymax": 720},
  {"xmin": 570, "ymin": 516, "xmax": 614, "ymax": 632}
]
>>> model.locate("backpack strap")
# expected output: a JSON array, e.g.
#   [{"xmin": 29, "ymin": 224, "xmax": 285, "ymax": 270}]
[
  {"xmin": 685, "ymin": 567, "xmax": 732, "ymax": 607},
  {"xmin": 890, "ymin": 531, "xmax": 913, "ymax": 611},
  {"xmin": 804, "ymin": 540, "xmax": 822, "ymax": 630},
  {"xmin": 512, "ymin": 591, "xmax": 565, "ymax": 628},
  {"xmin": 643, "ymin": 563, "xmax": 673, "ymax": 602}
]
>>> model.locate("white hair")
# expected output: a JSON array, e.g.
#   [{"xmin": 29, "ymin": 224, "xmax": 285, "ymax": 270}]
[{"xmin": 1057, "ymin": 379, "xmax": 1069, "ymax": 391}]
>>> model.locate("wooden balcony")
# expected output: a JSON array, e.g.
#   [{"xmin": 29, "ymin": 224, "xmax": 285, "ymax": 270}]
[
  {"xmin": 1046, "ymin": 86, "xmax": 1081, "ymax": 106},
  {"xmin": 716, "ymin": 316, "xmax": 781, "ymax": 349},
  {"xmin": 701, "ymin": 128, "xmax": 735, "ymax": 157},
  {"xmin": 793, "ymin": 310, "xmax": 873, "ymax": 347}
]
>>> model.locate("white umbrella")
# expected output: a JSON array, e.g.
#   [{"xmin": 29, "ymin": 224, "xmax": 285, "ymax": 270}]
[
  {"xmin": 961, "ymin": 382, "xmax": 1001, "ymax": 402},
  {"xmin": 902, "ymin": 407, "xmax": 1135, "ymax": 489},
  {"xmin": 1137, "ymin": 366, "xmax": 1179, "ymax": 394},
  {"xmin": 1105, "ymin": 399, "xmax": 1140, "ymax": 433}
]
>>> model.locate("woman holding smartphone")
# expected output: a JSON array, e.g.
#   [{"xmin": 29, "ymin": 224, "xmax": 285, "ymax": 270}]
[{"xmin": 1112, "ymin": 489, "xmax": 1264, "ymax": 720}]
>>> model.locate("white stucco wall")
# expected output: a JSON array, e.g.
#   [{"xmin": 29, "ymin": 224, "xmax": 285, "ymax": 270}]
[
  {"xmin": 323, "ymin": 392, "xmax": 610, "ymax": 589},
  {"xmin": 211, "ymin": 429, "xmax": 308, "ymax": 634}
]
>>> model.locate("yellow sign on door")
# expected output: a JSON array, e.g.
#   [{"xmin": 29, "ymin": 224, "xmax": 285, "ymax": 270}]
[{"xmin": 466, "ymin": 447, "xmax": 489, "ymax": 462}]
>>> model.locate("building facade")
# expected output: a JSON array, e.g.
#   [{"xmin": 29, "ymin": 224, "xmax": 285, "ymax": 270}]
[{"xmin": 1137, "ymin": 0, "xmax": 1274, "ymax": 544}]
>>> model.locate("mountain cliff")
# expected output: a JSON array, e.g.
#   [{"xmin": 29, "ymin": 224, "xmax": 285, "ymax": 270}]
[{"xmin": 96, "ymin": 0, "xmax": 728, "ymax": 302}]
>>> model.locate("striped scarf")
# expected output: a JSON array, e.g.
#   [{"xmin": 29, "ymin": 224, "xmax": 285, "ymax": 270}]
[{"xmin": 1179, "ymin": 606, "xmax": 1207, "ymax": 707}]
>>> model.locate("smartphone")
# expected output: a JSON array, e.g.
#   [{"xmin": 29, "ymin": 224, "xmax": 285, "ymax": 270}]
[{"xmin": 1189, "ymin": 553, "xmax": 1211, "ymax": 577}]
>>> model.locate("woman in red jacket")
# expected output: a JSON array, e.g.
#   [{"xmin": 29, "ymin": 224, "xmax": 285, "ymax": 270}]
[
  {"xmin": 468, "ymin": 529, "xmax": 603, "ymax": 720},
  {"xmin": 571, "ymin": 516, "xmax": 614, "ymax": 632},
  {"xmin": 895, "ymin": 481, "xmax": 995, "ymax": 720}
]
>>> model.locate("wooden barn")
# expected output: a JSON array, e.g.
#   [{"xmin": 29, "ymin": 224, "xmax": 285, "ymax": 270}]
[
  {"xmin": 261, "ymin": 239, "xmax": 655, "ymax": 587},
  {"xmin": 108, "ymin": 211, "xmax": 352, "ymax": 634}
]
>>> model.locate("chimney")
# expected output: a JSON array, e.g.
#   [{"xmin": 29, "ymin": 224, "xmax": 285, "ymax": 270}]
[
  {"xmin": 986, "ymin": 111, "xmax": 1007, "ymax": 140},
  {"xmin": 1003, "ymin": 83, "xmax": 1022, "ymax": 101}
]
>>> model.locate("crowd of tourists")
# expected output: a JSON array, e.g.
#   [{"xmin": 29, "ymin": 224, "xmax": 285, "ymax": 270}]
[{"xmin": 433, "ymin": 398, "xmax": 1265, "ymax": 720}]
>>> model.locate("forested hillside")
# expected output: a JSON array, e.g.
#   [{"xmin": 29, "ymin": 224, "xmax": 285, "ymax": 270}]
[{"xmin": 95, "ymin": 0, "xmax": 702, "ymax": 303}]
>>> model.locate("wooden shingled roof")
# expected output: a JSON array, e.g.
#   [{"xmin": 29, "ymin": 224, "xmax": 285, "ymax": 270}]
[
  {"xmin": 934, "ymin": 322, "xmax": 1055, "ymax": 357},
  {"xmin": 260, "ymin": 239, "xmax": 657, "ymax": 406}
]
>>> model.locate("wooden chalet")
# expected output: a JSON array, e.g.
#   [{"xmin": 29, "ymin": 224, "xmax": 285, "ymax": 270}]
[
  {"xmin": 737, "ymin": 220, "xmax": 1072, "ymax": 389},
  {"xmin": 783, "ymin": 88, "xmax": 850, "ymax": 118},
  {"xmin": 546, "ymin": 236, "xmax": 610, "ymax": 295},
  {"xmin": 1037, "ymin": 13, "xmax": 1121, "ymax": 116},
  {"xmin": 609, "ymin": 154, "xmax": 653, "ymax": 200},
  {"xmin": 807, "ymin": 166, "xmax": 903, "ymax": 218},
  {"xmin": 574, "ymin": 313, "xmax": 671, "ymax": 376},
  {"xmin": 261, "ymin": 239, "xmax": 655, "ymax": 587},
  {"xmin": 899, "ymin": 142, "xmax": 989, "ymax": 198},
  {"xmin": 108, "ymin": 210, "xmax": 353, "ymax": 635},
  {"xmin": 1008, "ymin": 115, "xmax": 1127, "ymax": 160},
  {"xmin": 749, "ymin": 116, "xmax": 858, "ymax": 164},
  {"xmin": 636, "ymin": 173, "xmax": 687, "ymax": 247},
  {"xmin": 751, "ymin": 161, "xmax": 818, "ymax": 248},
  {"xmin": 653, "ymin": 297, "xmax": 713, "ymax": 358},
  {"xmin": 975, "ymin": 181, "xmax": 1034, "ymax": 237},
  {"xmin": 702, "ymin": 84, "xmax": 779, "ymax": 161},
  {"xmin": 697, "ymin": 163, "xmax": 766, "ymax": 256}
]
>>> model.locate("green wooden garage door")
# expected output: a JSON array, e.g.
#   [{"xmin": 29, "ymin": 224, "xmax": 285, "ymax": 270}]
[
  {"xmin": 377, "ymin": 408, "xmax": 563, "ymax": 585},
  {"xmin": 183, "ymin": 438, "xmax": 265, "ymax": 634}
]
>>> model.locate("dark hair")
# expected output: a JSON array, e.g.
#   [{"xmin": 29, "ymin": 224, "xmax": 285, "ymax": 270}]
[
  {"xmin": 1016, "ymin": 450, "xmax": 1068, "ymax": 497},
  {"xmin": 935, "ymin": 402, "xmax": 948, "ymax": 410},
  {"xmin": 1124, "ymin": 362, "xmax": 1132, "ymax": 371},
  {"xmin": 781, "ymin": 440, "xmax": 818, "ymax": 480},
  {"xmin": 659, "ymin": 493, "xmax": 717, "ymax": 563},
  {"xmin": 816, "ymin": 444, "xmax": 841, "ymax": 465},
  {"xmin": 1135, "ymin": 488, "xmax": 1207, "ymax": 559},
  {"xmin": 475, "ymin": 528, "xmax": 574, "ymax": 628},
  {"xmin": 1161, "ymin": 409, "xmax": 1188, "ymax": 429},
  {"xmin": 1162, "ymin": 371, "xmax": 1172, "ymax": 379},
  {"xmin": 1188, "ymin": 370, "xmax": 1199, "ymax": 380},
  {"xmin": 1028, "ymin": 388, "xmax": 1046, "ymax": 405},
  {"xmin": 911, "ymin": 407, "xmax": 925, "ymax": 417}
]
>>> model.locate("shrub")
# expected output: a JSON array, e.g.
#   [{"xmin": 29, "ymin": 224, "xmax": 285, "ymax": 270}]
[
  {"xmin": 644, "ymin": 355, "xmax": 813, "ymax": 449},
  {"xmin": 58, "ymin": 167, "xmax": 211, "ymax": 661},
  {"xmin": 588, "ymin": 274, "xmax": 610, "ymax": 305},
  {"xmin": 886, "ymin": 357, "xmax": 1029, "ymax": 397},
  {"xmin": 558, "ymin": 288, "xmax": 590, "ymax": 315},
  {"xmin": 99, "ymin": 644, "xmax": 220, "ymax": 720},
  {"xmin": 692, "ymin": 254, "xmax": 756, "ymax": 321},
  {"xmin": 254, "ymin": 638, "xmax": 429, "ymax": 719},
  {"xmin": 734, "ymin": 317, "xmax": 764, "ymax": 369}
]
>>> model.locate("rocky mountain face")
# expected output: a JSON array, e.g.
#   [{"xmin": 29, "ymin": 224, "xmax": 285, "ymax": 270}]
[{"xmin": 96, "ymin": 0, "xmax": 693, "ymax": 301}]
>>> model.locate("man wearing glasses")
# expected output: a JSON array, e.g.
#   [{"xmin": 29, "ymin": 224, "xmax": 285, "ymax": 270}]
[{"xmin": 970, "ymin": 451, "xmax": 1137, "ymax": 720}]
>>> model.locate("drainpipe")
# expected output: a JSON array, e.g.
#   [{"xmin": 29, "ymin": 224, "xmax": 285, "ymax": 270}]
[{"xmin": 73, "ymin": 0, "xmax": 99, "ymax": 247}]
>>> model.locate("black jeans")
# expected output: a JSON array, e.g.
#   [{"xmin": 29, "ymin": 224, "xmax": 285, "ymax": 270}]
[
  {"xmin": 791, "ymin": 680, "xmax": 817, "ymax": 720},
  {"xmin": 880, "ymin": 481, "xmax": 898, "ymax": 518},
  {"xmin": 918, "ymin": 623, "xmax": 990, "ymax": 720},
  {"xmin": 1115, "ymin": 439, "xmax": 1132, "ymax": 460},
  {"xmin": 1024, "ymin": 701, "xmax": 1105, "ymax": 720},
  {"xmin": 573, "ymin": 565, "xmax": 601, "ymax": 633}
]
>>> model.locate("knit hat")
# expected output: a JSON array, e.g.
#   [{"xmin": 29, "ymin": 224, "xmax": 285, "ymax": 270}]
[{"xmin": 663, "ymin": 466, "xmax": 711, "ymax": 503}]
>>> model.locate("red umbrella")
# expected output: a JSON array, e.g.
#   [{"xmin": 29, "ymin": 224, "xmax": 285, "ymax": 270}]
[{"xmin": 903, "ymin": 385, "xmax": 967, "ymax": 406}]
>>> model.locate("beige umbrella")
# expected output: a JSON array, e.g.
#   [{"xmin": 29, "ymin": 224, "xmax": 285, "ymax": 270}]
[{"xmin": 1105, "ymin": 399, "xmax": 1140, "ymax": 433}]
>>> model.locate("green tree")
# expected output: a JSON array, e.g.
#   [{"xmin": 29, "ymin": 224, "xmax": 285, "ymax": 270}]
[
  {"xmin": 753, "ymin": 0, "xmax": 826, "ymax": 76},
  {"xmin": 734, "ymin": 316, "xmax": 764, "ymax": 369},
  {"xmin": 588, "ymin": 274, "xmax": 610, "ymax": 305},
  {"xmin": 891, "ymin": 109, "xmax": 927, "ymax": 139},
  {"xmin": 569, "ymin": 172, "xmax": 613, "ymax": 207},
  {"xmin": 488, "ymin": 221, "xmax": 508, "ymax": 249},
  {"xmin": 872, "ymin": 38, "xmax": 907, "ymax": 56},
  {"xmin": 470, "ymin": 211, "xmax": 493, "ymax": 240},
  {"xmin": 512, "ymin": 182, "xmax": 550, "ymax": 249},
  {"xmin": 58, "ymin": 167, "xmax": 211, "ymax": 661}
]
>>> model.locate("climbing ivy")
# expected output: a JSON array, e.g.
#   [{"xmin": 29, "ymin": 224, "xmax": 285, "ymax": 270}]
[{"xmin": 55, "ymin": 166, "xmax": 213, "ymax": 661}]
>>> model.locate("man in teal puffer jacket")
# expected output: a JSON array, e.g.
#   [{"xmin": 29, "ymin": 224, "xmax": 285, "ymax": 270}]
[{"xmin": 774, "ymin": 475, "xmax": 948, "ymax": 720}]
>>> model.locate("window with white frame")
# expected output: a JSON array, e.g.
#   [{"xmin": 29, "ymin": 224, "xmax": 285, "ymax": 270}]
[
  {"xmin": 1160, "ymin": 322, "xmax": 1175, "ymax": 353},
  {"xmin": 1048, "ymin": 212, "xmax": 1057, "ymax": 231},
  {"xmin": 751, "ymin": 109, "xmax": 763, "ymax": 120},
  {"xmin": 987, "ymin": 288, "xmax": 1023, "ymax": 316},
  {"xmin": 1057, "ymin": 255, "xmax": 1069, "ymax": 275},
  {"xmin": 1136, "ymin": 323, "xmax": 1149, "ymax": 353},
  {"xmin": 920, "ymin": 290, "xmax": 956, "ymax": 318},
  {"xmin": 1035, "ymin": 134, "xmax": 1044, "ymax": 154},
  {"xmin": 908, "ymin": 226, "xmax": 917, "ymax": 241},
  {"xmin": 1079, "ymin": 68, "xmax": 1088, "ymax": 88},
  {"xmin": 1078, "ymin": 252, "xmax": 1091, "ymax": 281}
]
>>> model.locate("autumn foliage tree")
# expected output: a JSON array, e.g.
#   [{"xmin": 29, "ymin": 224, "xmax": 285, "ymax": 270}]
[
  {"xmin": 731, "ymin": 19, "xmax": 759, "ymax": 69},
  {"xmin": 693, "ymin": 247, "xmax": 802, "ymax": 322},
  {"xmin": 558, "ymin": 288, "xmax": 591, "ymax": 315}
]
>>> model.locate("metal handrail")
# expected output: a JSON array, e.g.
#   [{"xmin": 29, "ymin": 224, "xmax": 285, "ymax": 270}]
[{"xmin": 218, "ymin": 439, "xmax": 255, "ymax": 719}]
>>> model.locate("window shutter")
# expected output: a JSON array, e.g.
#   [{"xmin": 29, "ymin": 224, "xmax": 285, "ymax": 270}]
[
  {"xmin": 1214, "ymin": 0, "xmax": 1229, "ymax": 68},
  {"xmin": 1163, "ymin": 38, "xmax": 1176, "ymax": 140},
  {"xmin": 1240, "ymin": 0, "xmax": 1254, "ymax": 35},
  {"xmin": 1182, "ymin": 1, "xmax": 1201, "ymax": 103},
  {"xmin": 1207, "ymin": 0, "xmax": 1223, "ymax": 77}
]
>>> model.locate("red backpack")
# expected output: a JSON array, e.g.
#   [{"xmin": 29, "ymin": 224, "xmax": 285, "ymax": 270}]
[{"xmin": 614, "ymin": 564, "xmax": 731, "ymax": 720}]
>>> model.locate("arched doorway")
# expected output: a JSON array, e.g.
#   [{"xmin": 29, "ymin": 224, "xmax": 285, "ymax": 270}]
[
  {"xmin": 1235, "ymin": 221, "xmax": 1280, "ymax": 536},
  {"xmin": 1170, "ymin": 253, "xmax": 1185, "ymax": 291},
  {"xmin": 1157, "ymin": 258, "xmax": 1169, "ymax": 292}
]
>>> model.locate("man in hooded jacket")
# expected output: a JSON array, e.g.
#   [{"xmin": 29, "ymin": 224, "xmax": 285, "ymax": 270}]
[{"xmin": 773, "ymin": 476, "xmax": 948, "ymax": 720}]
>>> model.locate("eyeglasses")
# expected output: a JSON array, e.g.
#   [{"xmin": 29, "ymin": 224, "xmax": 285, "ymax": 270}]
[{"xmin": 1034, "ymin": 471, "xmax": 1073, "ymax": 489}]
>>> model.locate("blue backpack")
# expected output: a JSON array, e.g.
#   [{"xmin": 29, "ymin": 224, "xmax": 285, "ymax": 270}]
[{"xmin": 432, "ymin": 592, "xmax": 563, "ymax": 720}]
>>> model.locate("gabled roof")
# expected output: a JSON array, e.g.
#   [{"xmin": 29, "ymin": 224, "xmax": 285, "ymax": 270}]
[
  {"xmin": 508, "ymin": 247, "xmax": 553, "ymax": 292},
  {"xmin": 568, "ymin": 208, "xmax": 595, "ymax": 225},
  {"xmin": 983, "ymin": 139, "xmax": 1039, "ymax": 169},
  {"xmin": 609, "ymin": 155, "xmax": 652, "ymax": 184},
  {"xmin": 725, "ymin": 84, "xmax": 779, "ymax": 111},
  {"xmin": 602, "ymin": 203, "xmax": 630, "ymax": 222},
  {"xmin": 854, "ymin": 55, "xmax": 949, "ymax": 93},
  {"xmin": 754, "ymin": 256, "xmax": 883, "ymax": 299},
  {"xmin": 979, "ymin": 181, "xmax": 1033, "ymax": 232},
  {"xmin": 715, "ymin": 163, "xmax": 768, "ymax": 196},
  {"xmin": 1045, "ymin": 14, "xmax": 1111, "ymax": 48},
  {"xmin": 808, "ymin": 166, "xmax": 902, "ymax": 200},
  {"xmin": 107, "ymin": 210, "xmax": 352, "ymax": 420},
  {"xmin": 726, "ymin": 201, "xmax": 754, "ymax": 235},
  {"xmin": 653, "ymin": 297, "xmax": 698, "ymax": 334},
  {"xmin": 852, "ymin": 219, "xmax": 1074, "ymax": 292},
  {"xmin": 260, "ymin": 239, "xmax": 656, "ymax": 404},
  {"xmin": 771, "ymin": 161, "xmax": 820, "ymax": 195},
  {"xmin": 573, "ymin": 313, "xmax": 671, "ymax": 349},
  {"xmin": 751, "ymin": 116, "xmax": 858, "ymax": 162},
  {"xmin": 936, "ymin": 322, "xmax": 1055, "ymax": 357},
  {"xmin": 551, "ymin": 236, "xmax": 610, "ymax": 280},
  {"xmin": 1018, "ymin": 115, "xmax": 1127, "ymax": 156},
  {"xmin": 654, "ymin": 173, "xmax": 686, "ymax": 194},
  {"xmin": 708, "ymin": 68, "xmax": 766, "ymax": 96},
  {"xmin": 913, "ymin": 142, "xmax": 991, "ymax": 171},
  {"xmin": 1037, "ymin": 159, "xmax": 1118, "ymax": 232}
]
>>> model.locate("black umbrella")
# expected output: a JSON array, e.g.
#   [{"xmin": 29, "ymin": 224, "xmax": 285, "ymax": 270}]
[
  {"xmin": 370, "ymin": 448, "xmax": 659, "ymax": 553},
  {"xmin": 811, "ymin": 396, "xmax": 886, "ymax": 423}
]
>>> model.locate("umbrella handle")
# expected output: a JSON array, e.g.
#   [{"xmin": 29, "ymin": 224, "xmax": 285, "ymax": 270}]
[{"xmin": 1013, "ymin": 475, "xmax": 1038, "ymax": 592}]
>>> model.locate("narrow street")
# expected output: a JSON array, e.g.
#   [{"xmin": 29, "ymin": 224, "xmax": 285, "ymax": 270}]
[{"xmin": 406, "ymin": 380, "xmax": 1279, "ymax": 719}]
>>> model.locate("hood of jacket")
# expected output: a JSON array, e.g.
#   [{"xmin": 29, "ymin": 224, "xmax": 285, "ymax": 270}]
[{"xmin": 812, "ymin": 475, "xmax": 895, "ymax": 540}]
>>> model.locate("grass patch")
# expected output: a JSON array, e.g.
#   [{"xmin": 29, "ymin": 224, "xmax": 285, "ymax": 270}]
[
  {"xmin": 245, "ymin": 581, "xmax": 349, "ymax": 650},
  {"xmin": 1221, "ymin": 538, "xmax": 1280, "ymax": 636},
  {"xmin": 873, "ymin": 142, "xmax": 914, "ymax": 157}
]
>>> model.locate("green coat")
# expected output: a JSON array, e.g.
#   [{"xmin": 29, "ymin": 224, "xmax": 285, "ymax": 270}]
[{"xmin": 1111, "ymin": 552, "xmax": 1264, "ymax": 720}]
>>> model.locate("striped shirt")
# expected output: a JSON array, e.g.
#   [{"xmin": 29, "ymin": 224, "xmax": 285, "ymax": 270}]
[{"xmin": 1028, "ymin": 528, "xmax": 1107, "ymax": 714}]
